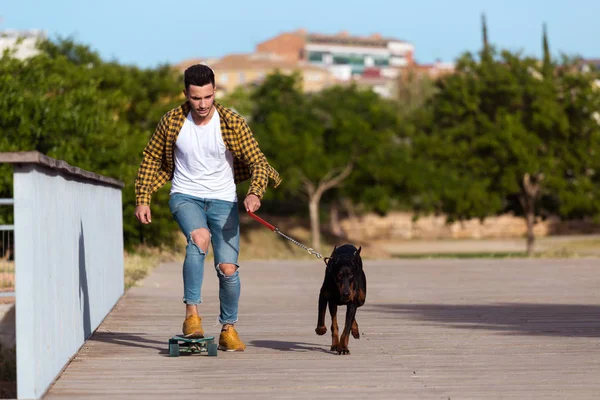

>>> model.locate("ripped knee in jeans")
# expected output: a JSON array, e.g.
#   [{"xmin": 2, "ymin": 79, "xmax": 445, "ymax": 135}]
[
  {"xmin": 218, "ymin": 263, "xmax": 238, "ymax": 277},
  {"xmin": 189, "ymin": 228, "xmax": 210, "ymax": 254}
]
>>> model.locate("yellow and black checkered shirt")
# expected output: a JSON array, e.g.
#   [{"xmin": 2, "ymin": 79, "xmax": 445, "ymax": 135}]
[{"xmin": 134, "ymin": 102, "xmax": 281, "ymax": 206}]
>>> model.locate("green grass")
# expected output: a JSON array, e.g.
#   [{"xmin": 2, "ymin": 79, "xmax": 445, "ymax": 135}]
[
  {"xmin": 124, "ymin": 232, "xmax": 600, "ymax": 287},
  {"xmin": 124, "ymin": 246, "xmax": 180, "ymax": 289},
  {"xmin": 392, "ymin": 246, "xmax": 596, "ymax": 260},
  {"xmin": 0, "ymin": 263, "xmax": 13, "ymax": 273},
  {"xmin": 0, "ymin": 261, "xmax": 14, "ymax": 290},
  {"xmin": 122, "ymin": 223, "xmax": 336, "ymax": 288},
  {"xmin": 393, "ymin": 251, "xmax": 528, "ymax": 259},
  {"xmin": 552, "ymin": 239, "xmax": 600, "ymax": 253}
]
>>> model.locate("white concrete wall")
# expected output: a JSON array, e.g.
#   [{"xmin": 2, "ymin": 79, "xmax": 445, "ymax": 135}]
[{"xmin": 14, "ymin": 163, "xmax": 124, "ymax": 399}]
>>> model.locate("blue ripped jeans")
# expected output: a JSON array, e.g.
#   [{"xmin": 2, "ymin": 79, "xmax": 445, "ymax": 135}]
[{"xmin": 169, "ymin": 193, "xmax": 241, "ymax": 325}]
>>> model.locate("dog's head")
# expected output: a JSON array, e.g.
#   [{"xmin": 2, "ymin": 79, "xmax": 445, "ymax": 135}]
[{"xmin": 324, "ymin": 245, "xmax": 362, "ymax": 302}]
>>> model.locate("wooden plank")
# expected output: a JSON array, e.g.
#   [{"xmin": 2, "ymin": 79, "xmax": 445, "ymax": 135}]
[{"xmin": 45, "ymin": 258, "xmax": 600, "ymax": 399}]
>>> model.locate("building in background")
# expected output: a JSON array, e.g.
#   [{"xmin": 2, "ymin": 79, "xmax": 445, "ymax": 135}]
[
  {"xmin": 349, "ymin": 67, "xmax": 397, "ymax": 98},
  {"xmin": 408, "ymin": 60, "xmax": 456, "ymax": 79},
  {"xmin": 255, "ymin": 28, "xmax": 457, "ymax": 99},
  {"xmin": 0, "ymin": 29, "xmax": 45, "ymax": 60},
  {"xmin": 176, "ymin": 28, "xmax": 454, "ymax": 99},
  {"xmin": 176, "ymin": 52, "xmax": 334, "ymax": 95},
  {"xmin": 578, "ymin": 59, "xmax": 600, "ymax": 91},
  {"xmin": 579, "ymin": 58, "xmax": 600, "ymax": 73},
  {"xmin": 256, "ymin": 28, "xmax": 415, "ymax": 82}
]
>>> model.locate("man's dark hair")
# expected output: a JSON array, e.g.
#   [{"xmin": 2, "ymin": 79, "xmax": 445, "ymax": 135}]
[{"xmin": 184, "ymin": 64, "xmax": 215, "ymax": 89}]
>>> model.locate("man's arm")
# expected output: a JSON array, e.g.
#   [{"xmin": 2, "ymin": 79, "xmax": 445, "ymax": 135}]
[
  {"xmin": 134, "ymin": 116, "xmax": 168, "ymax": 207},
  {"xmin": 234, "ymin": 118, "xmax": 280, "ymax": 200}
]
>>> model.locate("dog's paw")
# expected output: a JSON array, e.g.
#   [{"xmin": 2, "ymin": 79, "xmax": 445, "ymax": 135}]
[
  {"xmin": 315, "ymin": 326, "xmax": 327, "ymax": 335},
  {"xmin": 330, "ymin": 344, "xmax": 339, "ymax": 352},
  {"xmin": 337, "ymin": 346, "xmax": 350, "ymax": 355}
]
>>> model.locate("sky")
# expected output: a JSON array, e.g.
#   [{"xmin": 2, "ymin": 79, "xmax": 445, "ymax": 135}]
[{"xmin": 2, "ymin": 0, "xmax": 599, "ymax": 68}]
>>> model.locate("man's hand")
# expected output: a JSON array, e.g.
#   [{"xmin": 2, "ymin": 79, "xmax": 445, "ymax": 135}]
[
  {"xmin": 135, "ymin": 205, "xmax": 152, "ymax": 224},
  {"xmin": 244, "ymin": 194, "xmax": 261, "ymax": 213}
]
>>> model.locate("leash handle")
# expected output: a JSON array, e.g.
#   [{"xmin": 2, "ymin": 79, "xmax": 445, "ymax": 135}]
[{"xmin": 247, "ymin": 211, "xmax": 276, "ymax": 231}]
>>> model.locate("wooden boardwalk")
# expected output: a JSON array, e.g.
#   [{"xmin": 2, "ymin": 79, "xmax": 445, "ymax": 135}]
[{"xmin": 46, "ymin": 257, "xmax": 600, "ymax": 399}]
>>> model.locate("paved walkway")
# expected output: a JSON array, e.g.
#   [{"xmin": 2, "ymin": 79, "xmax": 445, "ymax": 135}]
[{"xmin": 46, "ymin": 257, "xmax": 600, "ymax": 399}]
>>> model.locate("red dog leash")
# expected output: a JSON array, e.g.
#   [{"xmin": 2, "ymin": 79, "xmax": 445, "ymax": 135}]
[{"xmin": 247, "ymin": 211, "xmax": 323, "ymax": 259}]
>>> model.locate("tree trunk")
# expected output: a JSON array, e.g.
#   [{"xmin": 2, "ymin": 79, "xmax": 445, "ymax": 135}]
[
  {"xmin": 340, "ymin": 197, "xmax": 360, "ymax": 241},
  {"xmin": 329, "ymin": 201, "xmax": 344, "ymax": 238},
  {"xmin": 520, "ymin": 172, "xmax": 544, "ymax": 257},
  {"xmin": 525, "ymin": 208, "xmax": 535, "ymax": 257},
  {"xmin": 301, "ymin": 163, "xmax": 354, "ymax": 253},
  {"xmin": 341, "ymin": 197, "xmax": 357, "ymax": 219},
  {"xmin": 308, "ymin": 196, "xmax": 321, "ymax": 251}
]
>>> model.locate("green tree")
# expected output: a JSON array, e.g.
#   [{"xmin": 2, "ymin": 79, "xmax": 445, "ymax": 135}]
[
  {"xmin": 0, "ymin": 38, "xmax": 184, "ymax": 248},
  {"xmin": 409, "ymin": 29, "xmax": 600, "ymax": 255},
  {"xmin": 219, "ymin": 86, "xmax": 253, "ymax": 120},
  {"xmin": 317, "ymin": 85, "xmax": 408, "ymax": 217},
  {"xmin": 250, "ymin": 72, "xmax": 337, "ymax": 250},
  {"xmin": 548, "ymin": 56, "xmax": 600, "ymax": 220},
  {"xmin": 395, "ymin": 70, "xmax": 437, "ymax": 119},
  {"xmin": 250, "ymin": 73, "xmax": 404, "ymax": 250}
]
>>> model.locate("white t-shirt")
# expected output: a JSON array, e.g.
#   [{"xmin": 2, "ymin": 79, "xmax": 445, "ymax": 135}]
[{"xmin": 170, "ymin": 111, "xmax": 237, "ymax": 202}]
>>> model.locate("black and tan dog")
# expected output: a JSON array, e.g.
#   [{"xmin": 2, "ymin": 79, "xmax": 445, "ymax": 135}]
[{"xmin": 315, "ymin": 244, "xmax": 366, "ymax": 355}]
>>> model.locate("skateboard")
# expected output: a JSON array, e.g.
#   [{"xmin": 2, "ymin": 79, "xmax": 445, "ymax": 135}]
[{"xmin": 168, "ymin": 335, "xmax": 218, "ymax": 357}]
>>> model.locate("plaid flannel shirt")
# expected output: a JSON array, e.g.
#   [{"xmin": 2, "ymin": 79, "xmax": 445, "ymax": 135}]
[{"xmin": 135, "ymin": 102, "xmax": 281, "ymax": 206}]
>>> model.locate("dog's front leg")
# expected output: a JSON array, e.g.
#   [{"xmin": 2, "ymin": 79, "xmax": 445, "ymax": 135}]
[
  {"xmin": 315, "ymin": 291, "xmax": 328, "ymax": 335},
  {"xmin": 351, "ymin": 317, "xmax": 360, "ymax": 339},
  {"xmin": 338, "ymin": 304, "xmax": 358, "ymax": 355},
  {"xmin": 328, "ymin": 302, "xmax": 340, "ymax": 352}
]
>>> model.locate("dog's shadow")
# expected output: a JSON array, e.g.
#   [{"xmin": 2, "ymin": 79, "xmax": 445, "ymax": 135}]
[{"xmin": 250, "ymin": 340, "xmax": 332, "ymax": 354}]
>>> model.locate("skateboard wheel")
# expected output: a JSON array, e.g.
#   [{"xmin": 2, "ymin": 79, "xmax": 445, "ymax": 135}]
[
  {"xmin": 207, "ymin": 343, "xmax": 218, "ymax": 357},
  {"xmin": 169, "ymin": 342, "xmax": 180, "ymax": 357}
]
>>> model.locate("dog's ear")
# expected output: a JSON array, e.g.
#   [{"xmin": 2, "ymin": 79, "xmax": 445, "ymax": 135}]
[
  {"xmin": 354, "ymin": 246, "xmax": 363, "ymax": 270},
  {"xmin": 324, "ymin": 256, "xmax": 335, "ymax": 272},
  {"xmin": 354, "ymin": 246, "xmax": 361, "ymax": 256},
  {"xmin": 330, "ymin": 245, "xmax": 338, "ymax": 257}
]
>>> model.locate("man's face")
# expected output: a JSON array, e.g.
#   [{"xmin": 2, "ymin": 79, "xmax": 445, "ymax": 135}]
[{"xmin": 184, "ymin": 84, "xmax": 215, "ymax": 119}]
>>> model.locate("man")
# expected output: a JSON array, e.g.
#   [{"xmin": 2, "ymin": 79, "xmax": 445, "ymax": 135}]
[{"xmin": 134, "ymin": 64, "xmax": 281, "ymax": 351}]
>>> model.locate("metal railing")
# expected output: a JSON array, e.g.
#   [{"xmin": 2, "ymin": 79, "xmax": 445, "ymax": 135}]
[{"xmin": 0, "ymin": 198, "xmax": 14, "ymax": 297}]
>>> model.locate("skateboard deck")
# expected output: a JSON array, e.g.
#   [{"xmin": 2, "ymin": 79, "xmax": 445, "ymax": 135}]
[{"xmin": 168, "ymin": 335, "xmax": 218, "ymax": 357}]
